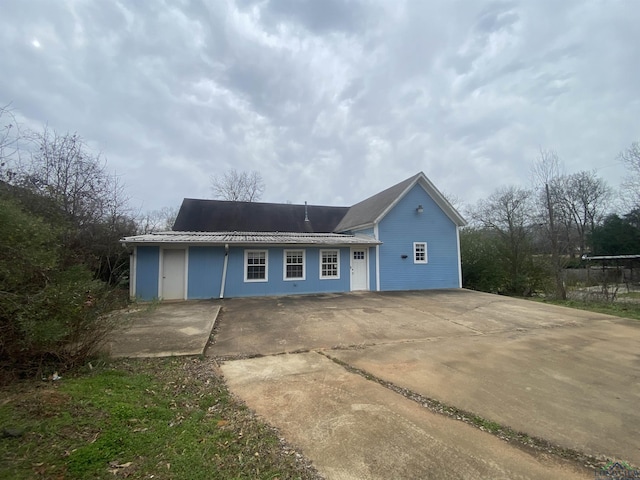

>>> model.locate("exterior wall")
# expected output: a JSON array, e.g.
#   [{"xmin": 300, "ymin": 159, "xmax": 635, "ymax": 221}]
[
  {"xmin": 131, "ymin": 245, "xmax": 357, "ymax": 300},
  {"xmin": 342, "ymin": 228, "xmax": 377, "ymax": 292},
  {"xmin": 368, "ymin": 246, "xmax": 377, "ymax": 291},
  {"xmin": 135, "ymin": 246, "xmax": 160, "ymax": 300},
  {"xmin": 378, "ymin": 184, "xmax": 461, "ymax": 290},
  {"xmin": 187, "ymin": 246, "xmax": 225, "ymax": 299},
  {"xmin": 130, "ymin": 182, "xmax": 462, "ymax": 299},
  {"xmin": 222, "ymin": 247, "xmax": 351, "ymax": 298}
]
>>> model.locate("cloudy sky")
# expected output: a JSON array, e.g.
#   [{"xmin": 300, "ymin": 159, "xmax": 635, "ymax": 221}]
[{"xmin": 1, "ymin": 0, "xmax": 638, "ymax": 213}]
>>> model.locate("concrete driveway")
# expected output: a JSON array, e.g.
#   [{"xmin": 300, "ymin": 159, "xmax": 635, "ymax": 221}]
[
  {"xmin": 108, "ymin": 301, "xmax": 220, "ymax": 358},
  {"xmin": 214, "ymin": 290, "xmax": 640, "ymax": 479}
]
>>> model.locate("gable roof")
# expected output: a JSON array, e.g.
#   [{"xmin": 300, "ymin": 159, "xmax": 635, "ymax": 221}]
[
  {"xmin": 172, "ymin": 198, "xmax": 349, "ymax": 233},
  {"xmin": 334, "ymin": 172, "xmax": 466, "ymax": 231}
]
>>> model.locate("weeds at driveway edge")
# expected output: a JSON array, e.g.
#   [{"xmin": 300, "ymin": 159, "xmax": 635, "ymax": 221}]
[{"xmin": 320, "ymin": 351, "xmax": 632, "ymax": 474}]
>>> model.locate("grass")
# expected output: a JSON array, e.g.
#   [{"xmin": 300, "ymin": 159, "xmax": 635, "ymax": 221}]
[
  {"xmin": 618, "ymin": 291, "xmax": 640, "ymax": 300},
  {"xmin": 0, "ymin": 357, "xmax": 320, "ymax": 479},
  {"xmin": 532, "ymin": 296, "xmax": 640, "ymax": 321}
]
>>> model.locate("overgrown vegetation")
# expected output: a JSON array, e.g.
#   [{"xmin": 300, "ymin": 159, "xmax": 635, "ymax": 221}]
[
  {"xmin": 0, "ymin": 106, "xmax": 135, "ymax": 380},
  {"xmin": 461, "ymin": 146, "xmax": 640, "ymax": 300},
  {"xmin": 0, "ymin": 194, "xmax": 128, "ymax": 381},
  {"xmin": 0, "ymin": 357, "xmax": 321, "ymax": 479}
]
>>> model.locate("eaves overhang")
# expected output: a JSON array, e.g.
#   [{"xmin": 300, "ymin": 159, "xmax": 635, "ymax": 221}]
[{"xmin": 120, "ymin": 231, "xmax": 381, "ymax": 247}]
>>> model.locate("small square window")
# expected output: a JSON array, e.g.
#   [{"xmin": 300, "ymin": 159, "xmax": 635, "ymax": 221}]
[{"xmin": 414, "ymin": 242, "xmax": 428, "ymax": 264}]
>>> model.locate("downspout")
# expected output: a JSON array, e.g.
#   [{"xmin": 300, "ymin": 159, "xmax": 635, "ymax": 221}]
[
  {"xmin": 374, "ymin": 224, "xmax": 381, "ymax": 291},
  {"xmin": 219, "ymin": 244, "xmax": 229, "ymax": 298},
  {"xmin": 456, "ymin": 227, "xmax": 463, "ymax": 288},
  {"xmin": 130, "ymin": 245, "xmax": 137, "ymax": 299}
]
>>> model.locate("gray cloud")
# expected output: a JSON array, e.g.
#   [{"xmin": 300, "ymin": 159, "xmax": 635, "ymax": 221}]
[{"xmin": 0, "ymin": 0, "xmax": 637, "ymax": 214}]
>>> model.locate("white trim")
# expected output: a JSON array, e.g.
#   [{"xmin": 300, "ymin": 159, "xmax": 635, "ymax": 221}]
[
  {"xmin": 157, "ymin": 249, "xmax": 163, "ymax": 298},
  {"xmin": 350, "ymin": 247, "xmax": 369, "ymax": 291},
  {"xmin": 184, "ymin": 248, "xmax": 189, "ymax": 298},
  {"xmin": 374, "ymin": 224, "xmax": 380, "ymax": 291},
  {"xmin": 244, "ymin": 249, "xmax": 269, "ymax": 282},
  {"xmin": 130, "ymin": 247, "xmax": 137, "ymax": 299},
  {"xmin": 413, "ymin": 242, "xmax": 428, "ymax": 264},
  {"xmin": 319, "ymin": 249, "xmax": 340, "ymax": 280},
  {"xmin": 283, "ymin": 249, "xmax": 306, "ymax": 281},
  {"xmin": 456, "ymin": 227, "xmax": 463, "ymax": 288},
  {"xmin": 219, "ymin": 244, "xmax": 229, "ymax": 298}
]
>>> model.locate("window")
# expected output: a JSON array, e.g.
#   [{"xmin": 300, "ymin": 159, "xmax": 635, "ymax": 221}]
[
  {"xmin": 245, "ymin": 250, "xmax": 268, "ymax": 282},
  {"xmin": 320, "ymin": 249, "xmax": 340, "ymax": 279},
  {"xmin": 414, "ymin": 242, "xmax": 428, "ymax": 264},
  {"xmin": 284, "ymin": 250, "xmax": 305, "ymax": 280}
]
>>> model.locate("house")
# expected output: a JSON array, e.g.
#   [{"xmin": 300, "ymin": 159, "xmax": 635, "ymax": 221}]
[{"xmin": 121, "ymin": 172, "xmax": 466, "ymax": 300}]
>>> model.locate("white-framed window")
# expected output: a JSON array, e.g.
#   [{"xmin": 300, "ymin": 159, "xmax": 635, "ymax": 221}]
[
  {"xmin": 320, "ymin": 249, "xmax": 340, "ymax": 279},
  {"xmin": 245, "ymin": 250, "xmax": 268, "ymax": 282},
  {"xmin": 284, "ymin": 249, "xmax": 305, "ymax": 280},
  {"xmin": 414, "ymin": 242, "xmax": 428, "ymax": 264}
]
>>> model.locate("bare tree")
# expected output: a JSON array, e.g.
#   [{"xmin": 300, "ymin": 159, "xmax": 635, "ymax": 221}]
[
  {"xmin": 211, "ymin": 169, "xmax": 265, "ymax": 202},
  {"xmin": 619, "ymin": 141, "xmax": 640, "ymax": 208},
  {"xmin": 471, "ymin": 185, "xmax": 535, "ymax": 293},
  {"xmin": 137, "ymin": 206, "xmax": 179, "ymax": 234},
  {"xmin": 17, "ymin": 128, "xmax": 120, "ymax": 226},
  {"xmin": 561, "ymin": 170, "xmax": 611, "ymax": 257},
  {"xmin": 10, "ymin": 128, "xmax": 135, "ymax": 281},
  {"xmin": 531, "ymin": 149, "xmax": 567, "ymax": 299},
  {"xmin": 0, "ymin": 103, "xmax": 21, "ymax": 181}
]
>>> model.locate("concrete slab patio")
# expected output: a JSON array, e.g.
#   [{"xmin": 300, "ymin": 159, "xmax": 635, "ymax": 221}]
[
  {"xmin": 214, "ymin": 290, "xmax": 640, "ymax": 478},
  {"xmin": 108, "ymin": 301, "xmax": 219, "ymax": 358}
]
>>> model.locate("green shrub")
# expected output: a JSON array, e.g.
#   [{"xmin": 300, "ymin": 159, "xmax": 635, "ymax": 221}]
[{"xmin": 0, "ymin": 197, "xmax": 125, "ymax": 380}]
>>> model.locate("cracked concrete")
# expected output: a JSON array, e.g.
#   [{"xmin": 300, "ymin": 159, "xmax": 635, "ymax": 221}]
[
  {"xmin": 212, "ymin": 290, "xmax": 640, "ymax": 478},
  {"xmin": 107, "ymin": 301, "xmax": 219, "ymax": 358}
]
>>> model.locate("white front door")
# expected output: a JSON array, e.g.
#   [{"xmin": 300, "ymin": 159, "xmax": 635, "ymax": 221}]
[
  {"xmin": 350, "ymin": 248, "xmax": 368, "ymax": 291},
  {"xmin": 161, "ymin": 249, "xmax": 186, "ymax": 300}
]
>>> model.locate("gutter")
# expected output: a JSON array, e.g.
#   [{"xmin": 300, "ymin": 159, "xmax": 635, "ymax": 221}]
[{"xmin": 219, "ymin": 243, "xmax": 229, "ymax": 298}]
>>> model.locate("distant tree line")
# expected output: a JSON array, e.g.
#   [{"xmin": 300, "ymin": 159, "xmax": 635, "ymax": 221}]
[{"xmin": 461, "ymin": 146, "xmax": 640, "ymax": 297}]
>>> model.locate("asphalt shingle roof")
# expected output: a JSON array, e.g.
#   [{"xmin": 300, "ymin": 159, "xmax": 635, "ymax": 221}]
[
  {"xmin": 334, "ymin": 173, "xmax": 421, "ymax": 231},
  {"xmin": 172, "ymin": 199, "xmax": 349, "ymax": 233}
]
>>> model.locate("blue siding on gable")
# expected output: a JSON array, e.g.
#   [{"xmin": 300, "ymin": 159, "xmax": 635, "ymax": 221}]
[
  {"xmin": 378, "ymin": 184, "xmax": 460, "ymax": 290},
  {"xmin": 188, "ymin": 246, "xmax": 225, "ymax": 299},
  {"xmin": 136, "ymin": 246, "xmax": 159, "ymax": 300},
  {"xmin": 221, "ymin": 247, "xmax": 351, "ymax": 297}
]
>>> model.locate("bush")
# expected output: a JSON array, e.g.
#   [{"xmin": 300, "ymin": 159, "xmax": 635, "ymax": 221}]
[{"xmin": 0, "ymin": 197, "xmax": 126, "ymax": 381}]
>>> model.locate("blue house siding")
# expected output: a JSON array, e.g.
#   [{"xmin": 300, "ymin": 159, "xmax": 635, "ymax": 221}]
[
  {"xmin": 125, "ymin": 173, "xmax": 465, "ymax": 300},
  {"xmin": 378, "ymin": 184, "xmax": 460, "ymax": 290},
  {"xmin": 222, "ymin": 247, "xmax": 351, "ymax": 298},
  {"xmin": 135, "ymin": 246, "xmax": 160, "ymax": 300},
  {"xmin": 187, "ymin": 246, "xmax": 225, "ymax": 299},
  {"xmin": 368, "ymin": 246, "xmax": 377, "ymax": 291}
]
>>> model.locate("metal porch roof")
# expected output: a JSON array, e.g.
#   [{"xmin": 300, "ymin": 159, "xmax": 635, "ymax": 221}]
[{"xmin": 121, "ymin": 231, "xmax": 381, "ymax": 246}]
